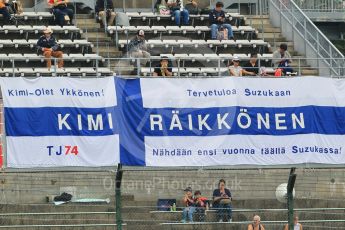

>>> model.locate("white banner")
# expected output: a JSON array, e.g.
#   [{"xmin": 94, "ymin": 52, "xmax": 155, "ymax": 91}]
[{"xmin": 1, "ymin": 77, "xmax": 119, "ymax": 168}]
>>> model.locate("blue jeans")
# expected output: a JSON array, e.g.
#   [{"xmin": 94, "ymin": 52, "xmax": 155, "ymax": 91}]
[
  {"xmin": 214, "ymin": 203, "xmax": 232, "ymax": 221},
  {"xmin": 53, "ymin": 7, "xmax": 74, "ymax": 26},
  {"xmin": 0, "ymin": 7, "xmax": 11, "ymax": 23},
  {"xmin": 172, "ymin": 9, "xmax": 189, "ymax": 26},
  {"xmin": 182, "ymin": 206, "xmax": 196, "ymax": 222},
  {"xmin": 210, "ymin": 24, "xmax": 234, "ymax": 39}
]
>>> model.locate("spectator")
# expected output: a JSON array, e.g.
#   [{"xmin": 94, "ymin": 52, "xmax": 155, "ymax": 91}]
[
  {"xmin": 184, "ymin": 0, "xmax": 200, "ymax": 15},
  {"xmin": 37, "ymin": 27, "xmax": 64, "ymax": 70},
  {"xmin": 128, "ymin": 30, "xmax": 151, "ymax": 66},
  {"xmin": 248, "ymin": 215, "xmax": 265, "ymax": 230},
  {"xmin": 209, "ymin": 2, "xmax": 234, "ymax": 40},
  {"xmin": 182, "ymin": 187, "xmax": 196, "ymax": 223},
  {"xmin": 95, "ymin": 0, "xmax": 116, "ymax": 27},
  {"xmin": 213, "ymin": 179, "xmax": 232, "ymax": 222},
  {"xmin": 153, "ymin": 56, "xmax": 173, "ymax": 77},
  {"xmin": 272, "ymin": 43, "xmax": 293, "ymax": 74},
  {"xmin": 159, "ymin": 0, "xmax": 189, "ymax": 26},
  {"xmin": 284, "ymin": 216, "xmax": 303, "ymax": 230},
  {"xmin": 48, "ymin": 0, "xmax": 74, "ymax": 26},
  {"xmin": 243, "ymin": 53, "xmax": 259, "ymax": 76},
  {"xmin": 193, "ymin": 190, "xmax": 208, "ymax": 222},
  {"xmin": 0, "ymin": 0, "xmax": 11, "ymax": 24},
  {"xmin": 229, "ymin": 56, "xmax": 242, "ymax": 76}
]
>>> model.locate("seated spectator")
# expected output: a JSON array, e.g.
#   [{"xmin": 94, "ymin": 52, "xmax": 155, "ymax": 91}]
[
  {"xmin": 193, "ymin": 190, "xmax": 208, "ymax": 222},
  {"xmin": 284, "ymin": 216, "xmax": 303, "ymax": 230},
  {"xmin": 0, "ymin": 0, "xmax": 11, "ymax": 24},
  {"xmin": 153, "ymin": 56, "xmax": 173, "ymax": 77},
  {"xmin": 243, "ymin": 53, "xmax": 259, "ymax": 76},
  {"xmin": 229, "ymin": 56, "xmax": 242, "ymax": 76},
  {"xmin": 184, "ymin": 0, "xmax": 200, "ymax": 15},
  {"xmin": 248, "ymin": 215, "xmax": 265, "ymax": 230},
  {"xmin": 213, "ymin": 179, "xmax": 232, "ymax": 222},
  {"xmin": 182, "ymin": 187, "xmax": 195, "ymax": 223},
  {"xmin": 95, "ymin": 0, "xmax": 116, "ymax": 27},
  {"xmin": 272, "ymin": 43, "xmax": 293, "ymax": 74},
  {"xmin": 37, "ymin": 27, "xmax": 64, "ymax": 70},
  {"xmin": 48, "ymin": 0, "xmax": 74, "ymax": 26},
  {"xmin": 158, "ymin": 0, "xmax": 189, "ymax": 26},
  {"xmin": 128, "ymin": 30, "xmax": 151, "ymax": 66},
  {"xmin": 209, "ymin": 2, "xmax": 234, "ymax": 40}
]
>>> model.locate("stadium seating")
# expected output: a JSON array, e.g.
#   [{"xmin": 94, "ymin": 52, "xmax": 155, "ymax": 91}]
[{"xmin": 0, "ymin": 11, "xmax": 114, "ymax": 77}]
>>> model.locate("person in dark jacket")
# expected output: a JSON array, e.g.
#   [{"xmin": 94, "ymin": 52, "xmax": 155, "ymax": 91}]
[
  {"xmin": 0, "ymin": 0, "xmax": 11, "ymax": 24},
  {"xmin": 209, "ymin": 1, "xmax": 233, "ymax": 40},
  {"xmin": 95, "ymin": 0, "xmax": 116, "ymax": 27},
  {"xmin": 47, "ymin": 0, "xmax": 74, "ymax": 26},
  {"xmin": 37, "ymin": 27, "xmax": 64, "ymax": 69}
]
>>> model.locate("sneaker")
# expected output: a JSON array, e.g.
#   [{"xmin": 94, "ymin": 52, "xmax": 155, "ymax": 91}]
[
  {"xmin": 182, "ymin": 219, "xmax": 186, "ymax": 223},
  {"xmin": 228, "ymin": 218, "xmax": 232, "ymax": 222}
]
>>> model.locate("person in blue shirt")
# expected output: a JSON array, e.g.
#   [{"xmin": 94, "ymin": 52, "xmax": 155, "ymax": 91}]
[
  {"xmin": 209, "ymin": 1, "xmax": 234, "ymax": 40},
  {"xmin": 212, "ymin": 179, "xmax": 232, "ymax": 222}
]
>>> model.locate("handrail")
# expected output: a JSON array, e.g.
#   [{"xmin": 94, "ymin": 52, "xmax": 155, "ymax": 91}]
[{"xmin": 268, "ymin": 0, "xmax": 344, "ymax": 77}]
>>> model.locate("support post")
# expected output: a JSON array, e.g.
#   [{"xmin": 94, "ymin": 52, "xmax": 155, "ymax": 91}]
[
  {"xmin": 287, "ymin": 167, "xmax": 297, "ymax": 230},
  {"xmin": 116, "ymin": 163, "xmax": 123, "ymax": 230}
]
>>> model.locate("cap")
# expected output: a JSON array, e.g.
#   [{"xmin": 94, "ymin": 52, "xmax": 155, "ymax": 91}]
[
  {"xmin": 232, "ymin": 56, "xmax": 240, "ymax": 61},
  {"xmin": 43, "ymin": 27, "xmax": 53, "ymax": 34},
  {"xmin": 184, "ymin": 187, "xmax": 192, "ymax": 192},
  {"xmin": 138, "ymin": 30, "xmax": 145, "ymax": 36},
  {"xmin": 161, "ymin": 56, "xmax": 169, "ymax": 61}
]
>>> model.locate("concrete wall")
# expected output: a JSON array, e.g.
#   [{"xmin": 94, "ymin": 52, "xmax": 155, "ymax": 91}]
[{"xmin": 1, "ymin": 168, "xmax": 344, "ymax": 206}]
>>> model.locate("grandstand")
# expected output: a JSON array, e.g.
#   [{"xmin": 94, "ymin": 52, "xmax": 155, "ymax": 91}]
[{"xmin": 0, "ymin": 0, "xmax": 344, "ymax": 230}]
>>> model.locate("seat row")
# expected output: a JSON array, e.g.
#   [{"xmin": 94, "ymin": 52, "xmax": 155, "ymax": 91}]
[
  {"xmin": 125, "ymin": 12, "xmax": 245, "ymax": 21},
  {"xmin": 0, "ymin": 39, "xmax": 92, "ymax": 49},
  {"xmin": 108, "ymin": 25, "xmax": 256, "ymax": 34},
  {"xmin": 0, "ymin": 67, "xmax": 113, "ymax": 77},
  {"xmin": 0, "ymin": 25, "xmax": 82, "ymax": 34},
  {"xmin": 158, "ymin": 53, "xmax": 273, "ymax": 61},
  {"xmin": 141, "ymin": 67, "xmax": 275, "ymax": 76},
  {"xmin": 119, "ymin": 39, "xmax": 269, "ymax": 48},
  {"xmin": 0, "ymin": 53, "xmax": 103, "ymax": 62}
]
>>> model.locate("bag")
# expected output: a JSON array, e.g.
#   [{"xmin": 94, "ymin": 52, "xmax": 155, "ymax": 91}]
[
  {"xmin": 274, "ymin": 68, "xmax": 282, "ymax": 77},
  {"xmin": 159, "ymin": 5, "xmax": 170, "ymax": 15},
  {"xmin": 54, "ymin": 192, "xmax": 73, "ymax": 202},
  {"xmin": 157, "ymin": 199, "xmax": 176, "ymax": 211},
  {"xmin": 200, "ymin": 8, "xmax": 212, "ymax": 15},
  {"xmin": 217, "ymin": 27, "xmax": 228, "ymax": 41},
  {"xmin": 219, "ymin": 198, "xmax": 231, "ymax": 204},
  {"xmin": 184, "ymin": 3, "xmax": 200, "ymax": 15}
]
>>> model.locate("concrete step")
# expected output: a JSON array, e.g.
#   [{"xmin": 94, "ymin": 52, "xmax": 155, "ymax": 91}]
[
  {"xmin": 76, "ymin": 18, "xmax": 97, "ymax": 25},
  {"xmin": 245, "ymin": 15, "xmax": 270, "ymax": 19},
  {"xmin": 301, "ymin": 69, "xmax": 319, "ymax": 75},
  {"xmin": 75, "ymin": 14, "xmax": 93, "ymax": 19},
  {"xmin": 0, "ymin": 214, "xmax": 116, "ymax": 225},
  {"xmin": 257, "ymin": 33, "xmax": 284, "ymax": 40},
  {"xmin": 257, "ymin": 27, "xmax": 281, "ymax": 33}
]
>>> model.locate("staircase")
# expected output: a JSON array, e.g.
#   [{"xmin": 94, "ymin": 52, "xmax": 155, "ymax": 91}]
[{"xmin": 75, "ymin": 14, "xmax": 123, "ymax": 73}]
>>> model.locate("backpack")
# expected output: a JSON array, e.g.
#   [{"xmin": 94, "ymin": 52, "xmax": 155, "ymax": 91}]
[
  {"xmin": 54, "ymin": 192, "xmax": 73, "ymax": 202},
  {"xmin": 159, "ymin": 5, "xmax": 170, "ymax": 15},
  {"xmin": 217, "ymin": 27, "xmax": 228, "ymax": 41}
]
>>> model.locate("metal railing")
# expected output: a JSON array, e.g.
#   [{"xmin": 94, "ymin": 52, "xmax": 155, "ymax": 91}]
[
  {"xmin": 267, "ymin": 0, "xmax": 345, "ymax": 77},
  {"xmin": 0, "ymin": 57, "xmax": 344, "ymax": 78},
  {"xmin": 294, "ymin": 0, "xmax": 345, "ymax": 12}
]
